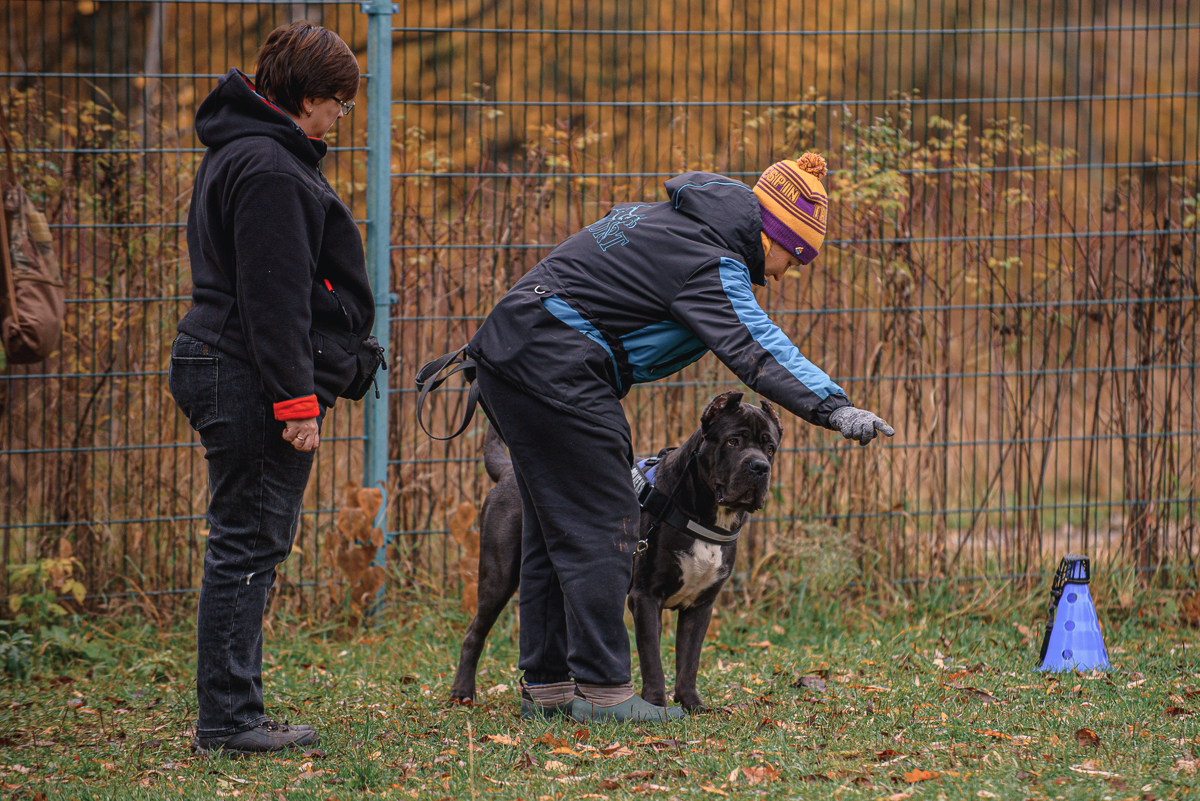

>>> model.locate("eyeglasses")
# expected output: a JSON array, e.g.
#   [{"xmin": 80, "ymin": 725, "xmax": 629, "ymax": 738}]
[{"xmin": 337, "ymin": 98, "xmax": 355, "ymax": 116}]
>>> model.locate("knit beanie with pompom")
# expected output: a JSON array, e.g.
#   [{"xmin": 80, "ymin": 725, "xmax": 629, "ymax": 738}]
[{"xmin": 752, "ymin": 152, "xmax": 829, "ymax": 264}]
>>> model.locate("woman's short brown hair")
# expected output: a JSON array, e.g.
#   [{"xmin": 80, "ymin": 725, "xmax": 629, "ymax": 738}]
[{"xmin": 255, "ymin": 21, "xmax": 360, "ymax": 115}]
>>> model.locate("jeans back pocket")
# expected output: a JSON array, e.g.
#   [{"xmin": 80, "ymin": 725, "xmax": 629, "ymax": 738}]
[{"xmin": 169, "ymin": 352, "xmax": 219, "ymax": 431}]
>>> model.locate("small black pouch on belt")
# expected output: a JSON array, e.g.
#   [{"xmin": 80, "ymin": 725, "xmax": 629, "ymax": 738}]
[
  {"xmin": 313, "ymin": 324, "xmax": 389, "ymax": 401},
  {"xmin": 415, "ymin": 345, "xmax": 480, "ymax": 440}
]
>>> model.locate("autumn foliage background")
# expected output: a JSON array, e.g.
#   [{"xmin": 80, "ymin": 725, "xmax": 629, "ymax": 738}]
[{"xmin": 0, "ymin": 0, "xmax": 1197, "ymax": 626}]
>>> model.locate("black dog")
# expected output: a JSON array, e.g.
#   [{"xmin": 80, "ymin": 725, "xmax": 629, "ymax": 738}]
[{"xmin": 449, "ymin": 391, "xmax": 782, "ymax": 712}]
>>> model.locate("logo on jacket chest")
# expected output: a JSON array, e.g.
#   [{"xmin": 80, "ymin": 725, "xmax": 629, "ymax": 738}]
[{"xmin": 587, "ymin": 205, "xmax": 648, "ymax": 251}]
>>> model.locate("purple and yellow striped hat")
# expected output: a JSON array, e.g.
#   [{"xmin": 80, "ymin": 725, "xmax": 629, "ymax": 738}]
[{"xmin": 753, "ymin": 153, "xmax": 829, "ymax": 264}]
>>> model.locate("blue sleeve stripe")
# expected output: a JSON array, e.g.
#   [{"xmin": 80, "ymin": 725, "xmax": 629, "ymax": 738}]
[
  {"xmin": 673, "ymin": 180, "xmax": 754, "ymax": 208},
  {"xmin": 716, "ymin": 258, "xmax": 845, "ymax": 399},
  {"xmin": 541, "ymin": 294, "xmax": 622, "ymax": 391}
]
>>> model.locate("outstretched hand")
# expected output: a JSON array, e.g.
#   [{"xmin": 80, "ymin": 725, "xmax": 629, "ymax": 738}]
[{"xmin": 828, "ymin": 406, "xmax": 895, "ymax": 446}]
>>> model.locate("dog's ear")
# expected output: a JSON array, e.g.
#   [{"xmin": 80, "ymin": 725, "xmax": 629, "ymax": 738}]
[
  {"xmin": 701, "ymin": 391, "xmax": 744, "ymax": 432},
  {"xmin": 759, "ymin": 399, "xmax": 783, "ymax": 436}
]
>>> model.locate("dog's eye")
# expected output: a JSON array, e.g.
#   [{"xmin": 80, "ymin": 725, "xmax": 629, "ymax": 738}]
[
  {"xmin": 726, "ymin": 437, "xmax": 739, "ymax": 448},
  {"xmin": 764, "ymin": 443, "xmax": 775, "ymax": 456}
]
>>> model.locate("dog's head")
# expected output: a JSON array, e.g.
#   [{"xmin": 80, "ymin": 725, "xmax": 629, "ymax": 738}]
[{"xmin": 695, "ymin": 391, "xmax": 783, "ymax": 513}]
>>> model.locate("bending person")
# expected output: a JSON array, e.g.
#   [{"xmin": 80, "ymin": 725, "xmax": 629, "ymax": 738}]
[{"xmin": 466, "ymin": 155, "xmax": 894, "ymax": 722}]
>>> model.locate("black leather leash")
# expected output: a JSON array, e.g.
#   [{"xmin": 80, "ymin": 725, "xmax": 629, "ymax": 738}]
[{"xmin": 415, "ymin": 346, "xmax": 481, "ymax": 441}]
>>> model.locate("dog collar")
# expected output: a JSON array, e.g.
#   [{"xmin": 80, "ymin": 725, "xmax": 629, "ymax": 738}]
[{"xmin": 631, "ymin": 457, "xmax": 741, "ymax": 546}]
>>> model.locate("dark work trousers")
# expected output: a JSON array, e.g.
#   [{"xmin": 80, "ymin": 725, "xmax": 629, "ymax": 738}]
[
  {"xmin": 168, "ymin": 332, "xmax": 319, "ymax": 737},
  {"xmin": 475, "ymin": 366, "xmax": 641, "ymax": 686}
]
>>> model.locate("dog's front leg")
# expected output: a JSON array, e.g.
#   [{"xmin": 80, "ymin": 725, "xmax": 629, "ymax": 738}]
[
  {"xmin": 673, "ymin": 602, "xmax": 714, "ymax": 712},
  {"xmin": 629, "ymin": 592, "xmax": 667, "ymax": 706}
]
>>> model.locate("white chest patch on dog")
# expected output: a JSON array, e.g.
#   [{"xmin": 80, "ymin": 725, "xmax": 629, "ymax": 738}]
[{"xmin": 665, "ymin": 542, "xmax": 726, "ymax": 609}]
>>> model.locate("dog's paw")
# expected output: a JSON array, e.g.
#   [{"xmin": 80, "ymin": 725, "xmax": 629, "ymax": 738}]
[
  {"xmin": 447, "ymin": 696, "xmax": 475, "ymax": 706},
  {"xmin": 683, "ymin": 703, "xmax": 713, "ymax": 715}
]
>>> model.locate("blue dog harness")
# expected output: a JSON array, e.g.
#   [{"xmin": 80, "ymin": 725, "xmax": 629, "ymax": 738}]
[{"xmin": 631, "ymin": 451, "xmax": 741, "ymax": 547}]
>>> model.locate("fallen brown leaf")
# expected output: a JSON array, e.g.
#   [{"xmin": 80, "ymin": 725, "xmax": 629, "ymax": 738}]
[
  {"xmin": 637, "ymin": 738, "xmax": 678, "ymax": 752},
  {"xmin": 739, "ymin": 766, "xmax": 780, "ymax": 785},
  {"xmin": 598, "ymin": 779, "xmax": 620, "ymax": 790},
  {"xmin": 794, "ymin": 676, "xmax": 827, "ymax": 692},
  {"xmin": 1166, "ymin": 706, "xmax": 1192, "ymax": 718},
  {"xmin": 948, "ymin": 682, "xmax": 998, "ymax": 704},
  {"xmin": 1070, "ymin": 760, "xmax": 1119, "ymax": 778},
  {"xmin": 977, "ymin": 729, "xmax": 1014, "ymax": 740},
  {"xmin": 1074, "ymin": 728, "xmax": 1101, "ymax": 748},
  {"xmin": 903, "ymin": 769, "xmax": 938, "ymax": 783},
  {"xmin": 482, "ymin": 734, "xmax": 515, "ymax": 745}
]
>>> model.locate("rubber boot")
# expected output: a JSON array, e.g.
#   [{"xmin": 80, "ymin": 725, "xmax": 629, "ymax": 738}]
[
  {"xmin": 568, "ymin": 695, "xmax": 685, "ymax": 723},
  {"xmin": 520, "ymin": 683, "xmax": 573, "ymax": 719}
]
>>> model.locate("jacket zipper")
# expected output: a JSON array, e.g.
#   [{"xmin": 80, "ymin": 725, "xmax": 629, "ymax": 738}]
[{"xmin": 323, "ymin": 279, "xmax": 352, "ymax": 327}]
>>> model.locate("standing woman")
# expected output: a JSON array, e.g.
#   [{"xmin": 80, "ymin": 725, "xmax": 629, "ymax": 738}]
[{"xmin": 171, "ymin": 22, "xmax": 375, "ymax": 755}]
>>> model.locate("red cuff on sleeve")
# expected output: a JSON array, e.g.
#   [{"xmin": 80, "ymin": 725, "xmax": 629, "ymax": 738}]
[{"xmin": 273, "ymin": 395, "xmax": 320, "ymax": 421}]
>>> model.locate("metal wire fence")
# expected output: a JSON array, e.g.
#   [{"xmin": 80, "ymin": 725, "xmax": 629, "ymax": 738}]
[
  {"xmin": 0, "ymin": 1, "xmax": 372, "ymax": 611},
  {"xmin": 1, "ymin": 0, "xmax": 1197, "ymax": 612},
  {"xmin": 389, "ymin": 0, "xmax": 1199, "ymax": 590}
]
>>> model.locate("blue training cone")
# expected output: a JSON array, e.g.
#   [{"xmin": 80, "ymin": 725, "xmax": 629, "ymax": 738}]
[{"xmin": 1037, "ymin": 554, "xmax": 1110, "ymax": 672}]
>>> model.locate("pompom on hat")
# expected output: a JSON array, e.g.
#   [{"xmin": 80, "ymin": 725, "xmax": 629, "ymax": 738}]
[{"xmin": 753, "ymin": 153, "xmax": 829, "ymax": 264}]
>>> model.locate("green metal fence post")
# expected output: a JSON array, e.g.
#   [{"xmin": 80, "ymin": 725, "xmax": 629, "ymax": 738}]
[{"xmin": 361, "ymin": 0, "xmax": 395, "ymax": 551}]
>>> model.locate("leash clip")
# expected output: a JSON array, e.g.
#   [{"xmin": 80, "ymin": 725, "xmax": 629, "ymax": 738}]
[{"xmin": 634, "ymin": 538, "xmax": 648, "ymax": 555}]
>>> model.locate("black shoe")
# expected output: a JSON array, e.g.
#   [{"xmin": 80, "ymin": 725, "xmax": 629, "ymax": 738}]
[{"xmin": 191, "ymin": 719, "xmax": 319, "ymax": 757}]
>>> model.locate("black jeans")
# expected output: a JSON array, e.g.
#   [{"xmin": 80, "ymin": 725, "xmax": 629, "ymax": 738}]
[
  {"xmin": 476, "ymin": 366, "xmax": 640, "ymax": 686},
  {"xmin": 169, "ymin": 332, "xmax": 319, "ymax": 737}
]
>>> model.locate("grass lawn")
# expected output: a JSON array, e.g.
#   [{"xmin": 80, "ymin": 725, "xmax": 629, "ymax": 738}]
[{"xmin": 1, "ymin": 591, "xmax": 1199, "ymax": 800}]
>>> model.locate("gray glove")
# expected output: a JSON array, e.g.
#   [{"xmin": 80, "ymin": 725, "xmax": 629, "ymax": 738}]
[{"xmin": 828, "ymin": 406, "xmax": 896, "ymax": 446}]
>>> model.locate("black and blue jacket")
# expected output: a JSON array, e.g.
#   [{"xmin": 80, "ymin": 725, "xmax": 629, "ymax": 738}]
[{"xmin": 467, "ymin": 172, "xmax": 852, "ymax": 434}]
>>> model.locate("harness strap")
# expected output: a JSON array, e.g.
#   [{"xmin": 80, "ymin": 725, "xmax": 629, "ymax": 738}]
[
  {"xmin": 0, "ymin": 107, "xmax": 17, "ymax": 327},
  {"xmin": 630, "ymin": 447, "xmax": 741, "ymax": 547},
  {"xmin": 660, "ymin": 504, "xmax": 740, "ymax": 545},
  {"xmin": 415, "ymin": 346, "xmax": 480, "ymax": 441}
]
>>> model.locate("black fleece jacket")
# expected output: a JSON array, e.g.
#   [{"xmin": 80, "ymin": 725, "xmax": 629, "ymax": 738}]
[
  {"xmin": 179, "ymin": 68, "xmax": 374, "ymax": 420},
  {"xmin": 468, "ymin": 173, "xmax": 852, "ymax": 435}
]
